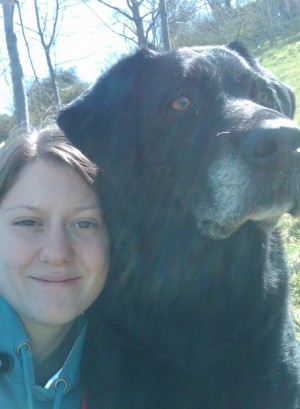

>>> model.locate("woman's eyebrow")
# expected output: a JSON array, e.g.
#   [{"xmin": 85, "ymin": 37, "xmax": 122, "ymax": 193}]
[
  {"xmin": 4, "ymin": 205, "xmax": 38, "ymax": 212},
  {"xmin": 73, "ymin": 206, "xmax": 101, "ymax": 210},
  {"xmin": 4, "ymin": 205, "xmax": 101, "ymax": 212}
]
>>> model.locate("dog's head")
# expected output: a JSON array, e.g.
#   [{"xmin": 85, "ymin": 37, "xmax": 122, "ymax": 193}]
[{"xmin": 58, "ymin": 43, "xmax": 300, "ymax": 239}]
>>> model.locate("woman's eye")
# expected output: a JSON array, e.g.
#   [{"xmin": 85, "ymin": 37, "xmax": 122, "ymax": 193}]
[
  {"xmin": 171, "ymin": 96, "xmax": 192, "ymax": 111},
  {"xmin": 74, "ymin": 220, "xmax": 99, "ymax": 229},
  {"xmin": 13, "ymin": 219, "xmax": 41, "ymax": 227}
]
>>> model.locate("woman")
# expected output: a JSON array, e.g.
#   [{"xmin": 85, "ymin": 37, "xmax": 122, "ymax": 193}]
[{"xmin": 0, "ymin": 127, "xmax": 110, "ymax": 408}]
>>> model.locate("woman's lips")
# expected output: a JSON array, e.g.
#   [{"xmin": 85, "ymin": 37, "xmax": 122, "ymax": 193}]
[{"xmin": 30, "ymin": 276, "xmax": 81, "ymax": 286}]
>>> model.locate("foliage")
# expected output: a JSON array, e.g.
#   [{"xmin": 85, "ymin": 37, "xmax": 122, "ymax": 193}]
[
  {"xmin": 169, "ymin": 0, "xmax": 300, "ymax": 50},
  {"xmin": 0, "ymin": 67, "xmax": 89, "ymax": 138},
  {"xmin": 167, "ymin": 0, "xmax": 203, "ymax": 47},
  {"xmin": 257, "ymin": 38, "xmax": 300, "ymax": 335},
  {"xmin": 27, "ymin": 67, "xmax": 89, "ymax": 128},
  {"xmin": 280, "ymin": 216, "xmax": 300, "ymax": 335},
  {"xmin": 0, "ymin": 113, "xmax": 15, "ymax": 141}
]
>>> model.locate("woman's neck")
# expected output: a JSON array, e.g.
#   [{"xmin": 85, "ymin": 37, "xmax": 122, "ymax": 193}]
[{"xmin": 20, "ymin": 318, "xmax": 77, "ymax": 386}]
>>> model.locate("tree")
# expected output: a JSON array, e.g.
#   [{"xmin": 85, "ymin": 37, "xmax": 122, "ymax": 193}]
[
  {"xmin": 95, "ymin": 0, "xmax": 144, "ymax": 46},
  {"xmin": 0, "ymin": 113, "xmax": 15, "ymax": 141},
  {"xmin": 167, "ymin": 0, "xmax": 206, "ymax": 48},
  {"xmin": 159, "ymin": 0, "xmax": 171, "ymax": 50},
  {"xmin": 206, "ymin": 0, "xmax": 232, "ymax": 19},
  {"xmin": 95, "ymin": 0, "xmax": 171, "ymax": 50},
  {"xmin": 250, "ymin": 0, "xmax": 280, "ymax": 45},
  {"xmin": 33, "ymin": 0, "xmax": 63, "ymax": 107},
  {"xmin": 1, "ymin": 0, "xmax": 29, "ymax": 131},
  {"xmin": 167, "ymin": 0, "xmax": 300, "ymax": 49},
  {"xmin": 27, "ymin": 67, "xmax": 89, "ymax": 127}
]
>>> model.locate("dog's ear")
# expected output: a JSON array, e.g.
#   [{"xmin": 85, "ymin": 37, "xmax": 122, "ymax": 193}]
[
  {"xmin": 57, "ymin": 48, "xmax": 155, "ymax": 189},
  {"xmin": 227, "ymin": 41, "xmax": 258, "ymax": 68},
  {"xmin": 227, "ymin": 41, "xmax": 296, "ymax": 119}
]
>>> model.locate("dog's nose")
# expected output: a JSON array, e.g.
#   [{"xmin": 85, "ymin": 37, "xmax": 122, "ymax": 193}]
[{"xmin": 244, "ymin": 118, "xmax": 300, "ymax": 164}]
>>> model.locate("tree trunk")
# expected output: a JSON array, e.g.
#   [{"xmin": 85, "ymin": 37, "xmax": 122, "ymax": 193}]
[
  {"xmin": 45, "ymin": 48, "xmax": 61, "ymax": 107},
  {"xmin": 159, "ymin": 0, "xmax": 171, "ymax": 50},
  {"xmin": 2, "ymin": 2, "xmax": 29, "ymax": 131},
  {"xmin": 130, "ymin": 1, "xmax": 147, "ymax": 47},
  {"xmin": 33, "ymin": 0, "xmax": 61, "ymax": 108}
]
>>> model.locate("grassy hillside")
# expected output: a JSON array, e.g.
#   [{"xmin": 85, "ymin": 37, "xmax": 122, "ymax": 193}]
[
  {"xmin": 257, "ymin": 39, "xmax": 300, "ymax": 333},
  {"xmin": 257, "ymin": 40, "xmax": 300, "ymax": 123}
]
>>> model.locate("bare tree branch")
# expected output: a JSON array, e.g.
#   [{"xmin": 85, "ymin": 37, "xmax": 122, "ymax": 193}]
[
  {"xmin": 48, "ymin": 0, "xmax": 60, "ymax": 50},
  {"xmin": 96, "ymin": 0, "xmax": 163, "ymax": 47},
  {"xmin": 33, "ymin": 0, "xmax": 62, "ymax": 107},
  {"xmin": 97, "ymin": 0, "xmax": 133, "ymax": 21},
  {"xmin": 16, "ymin": 2, "xmax": 38, "ymax": 82},
  {"xmin": 145, "ymin": 8, "xmax": 159, "ymax": 40}
]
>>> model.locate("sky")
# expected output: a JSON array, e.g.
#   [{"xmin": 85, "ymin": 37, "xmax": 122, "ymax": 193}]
[{"xmin": 0, "ymin": 0, "xmax": 131, "ymax": 115}]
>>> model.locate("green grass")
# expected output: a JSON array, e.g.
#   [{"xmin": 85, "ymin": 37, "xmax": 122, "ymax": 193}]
[
  {"xmin": 257, "ymin": 40, "xmax": 300, "ymax": 123},
  {"xmin": 280, "ymin": 215, "xmax": 300, "ymax": 335},
  {"xmin": 256, "ymin": 38, "xmax": 300, "ymax": 334}
]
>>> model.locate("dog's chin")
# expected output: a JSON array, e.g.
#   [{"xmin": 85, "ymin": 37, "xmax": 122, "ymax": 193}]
[
  {"xmin": 196, "ymin": 213, "xmax": 284, "ymax": 240},
  {"xmin": 195, "ymin": 197, "xmax": 298, "ymax": 239},
  {"xmin": 197, "ymin": 219, "xmax": 243, "ymax": 240},
  {"xmin": 197, "ymin": 218, "xmax": 282, "ymax": 240}
]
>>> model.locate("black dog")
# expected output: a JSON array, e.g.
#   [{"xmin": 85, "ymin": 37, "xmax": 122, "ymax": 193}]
[{"xmin": 58, "ymin": 42, "xmax": 300, "ymax": 409}]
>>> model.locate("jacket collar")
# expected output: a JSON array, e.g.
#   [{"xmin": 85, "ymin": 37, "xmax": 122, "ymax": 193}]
[{"xmin": 0, "ymin": 295, "xmax": 86, "ymax": 398}]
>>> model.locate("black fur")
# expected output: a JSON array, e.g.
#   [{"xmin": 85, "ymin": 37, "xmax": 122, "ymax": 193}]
[{"xmin": 58, "ymin": 43, "xmax": 300, "ymax": 409}]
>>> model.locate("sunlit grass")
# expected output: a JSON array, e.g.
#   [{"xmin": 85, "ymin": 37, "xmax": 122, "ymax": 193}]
[
  {"xmin": 280, "ymin": 215, "xmax": 300, "ymax": 336},
  {"xmin": 257, "ymin": 39, "xmax": 300, "ymax": 124},
  {"xmin": 257, "ymin": 38, "xmax": 300, "ymax": 337}
]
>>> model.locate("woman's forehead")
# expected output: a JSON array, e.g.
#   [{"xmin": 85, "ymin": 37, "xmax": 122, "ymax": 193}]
[{"xmin": 1, "ymin": 159, "xmax": 100, "ymax": 211}]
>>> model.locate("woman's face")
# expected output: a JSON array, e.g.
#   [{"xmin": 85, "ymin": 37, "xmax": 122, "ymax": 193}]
[{"xmin": 0, "ymin": 159, "xmax": 109, "ymax": 329}]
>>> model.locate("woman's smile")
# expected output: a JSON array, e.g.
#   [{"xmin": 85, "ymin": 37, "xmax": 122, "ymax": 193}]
[
  {"xmin": 29, "ymin": 275, "xmax": 82, "ymax": 286},
  {"xmin": 0, "ymin": 159, "xmax": 110, "ymax": 328}
]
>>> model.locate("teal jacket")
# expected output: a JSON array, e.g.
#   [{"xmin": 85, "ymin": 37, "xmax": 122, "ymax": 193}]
[{"xmin": 0, "ymin": 295, "xmax": 86, "ymax": 409}]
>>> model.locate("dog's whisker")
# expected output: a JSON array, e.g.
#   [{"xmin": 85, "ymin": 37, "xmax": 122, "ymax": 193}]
[{"xmin": 216, "ymin": 131, "xmax": 231, "ymax": 137}]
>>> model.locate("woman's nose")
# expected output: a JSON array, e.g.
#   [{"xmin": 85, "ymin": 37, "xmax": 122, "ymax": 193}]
[{"xmin": 39, "ymin": 225, "xmax": 74, "ymax": 265}]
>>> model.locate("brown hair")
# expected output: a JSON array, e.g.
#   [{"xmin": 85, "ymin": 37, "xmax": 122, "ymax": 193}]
[{"xmin": 0, "ymin": 126, "xmax": 98, "ymax": 203}]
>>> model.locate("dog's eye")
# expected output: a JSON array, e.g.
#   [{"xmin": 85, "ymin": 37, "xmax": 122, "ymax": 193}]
[{"xmin": 171, "ymin": 96, "xmax": 191, "ymax": 111}]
